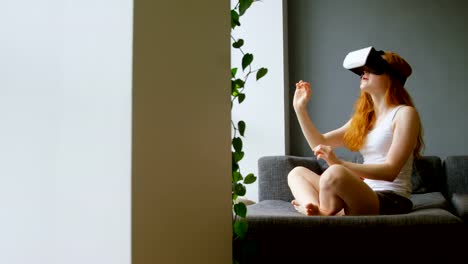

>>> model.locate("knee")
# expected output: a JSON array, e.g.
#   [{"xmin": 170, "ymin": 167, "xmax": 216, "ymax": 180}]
[
  {"xmin": 287, "ymin": 166, "xmax": 307, "ymax": 184},
  {"xmin": 320, "ymin": 164, "xmax": 346, "ymax": 187}
]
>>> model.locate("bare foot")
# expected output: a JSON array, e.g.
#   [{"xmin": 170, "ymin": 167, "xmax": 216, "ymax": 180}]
[
  {"xmin": 291, "ymin": 200, "xmax": 320, "ymax": 216},
  {"xmin": 335, "ymin": 209, "xmax": 345, "ymax": 216}
]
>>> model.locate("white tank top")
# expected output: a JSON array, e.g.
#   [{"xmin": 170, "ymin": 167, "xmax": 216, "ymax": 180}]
[{"xmin": 361, "ymin": 105, "xmax": 413, "ymax": 198}]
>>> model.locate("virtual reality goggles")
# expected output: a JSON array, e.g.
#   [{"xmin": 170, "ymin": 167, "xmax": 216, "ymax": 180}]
[{"xmin": 343, "ymin": 46, "xmax": 407, "ymax": 84}]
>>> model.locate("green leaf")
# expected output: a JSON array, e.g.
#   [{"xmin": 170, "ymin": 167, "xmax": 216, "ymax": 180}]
[
  {"xmin": 233, "ymin": 219, "xmax": 248, "ymax": 240},
  {"xmin": 232, "ymin": 154, "xmax": 239, "ymax": 171},
  {"xmin": 238, "ymin": 121, "xmax": 246, "ymax": 136},
  {"xmin": 232, "ymin": 137, "xmax": 243, "ymax": 152},
  {"xmin": 231, "ymin": 80, "xmax": 236, "ymax": 94},
  {"xmin": 231, "ymin": 79, "xmax": 244, "ymax": 96},
  {"xmin": 256, "ymin": 67, "xmax": 268, "ymax": 81},
  {"xmin": 234, "ymin": 202, "xmax": 247, "ymax": 218},
  {"xmin": 232, "ymin": 171, "xmax": 243, "ymax": 183},
  {"xmin": 232, "ymin": 39, "xmax": 244, "ymax": 49},
  {"xmin": 238, "ymin": 93, "xmax": 246, "ymax": 104},
  {"xmin": 231, "ymin": 68, "xmax": 238, "ymax": 78},
  {"xmin": 233, "ymin": 151, "xmax": 244, "ymax": 162},
  {"xmin": 234, "ymin": 79, "xmax": 245, "ymax": 89},
  {"xmin": 239, "ymin": 0, "xmax": 254, "ymax": 16},
  {"xmin": 243, "ymin": 173, "xmax": 257, "ymax": 184},
  {"xmin": 233, "ymin": 183, "xmax": 246, "ymax": 196},
  {"xmin": 231, "ymin": 10, "xmax": 240, "ymax": 29},
  {"xmin": 242, "ymin": 53, "xmax": 253, "ymax": 71}
]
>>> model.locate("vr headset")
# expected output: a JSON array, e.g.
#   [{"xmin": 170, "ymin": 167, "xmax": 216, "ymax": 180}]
[{"xmin": 342, "ymin": 46, "xmax": 407, "ymax": 85}]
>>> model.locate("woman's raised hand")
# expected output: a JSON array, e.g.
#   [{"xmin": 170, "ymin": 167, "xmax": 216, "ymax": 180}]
[
  {"xmin": 293, "ymin": 80, "xmax": 312, "ymax": 112},
  {"xmin": 313, "ymin": 144, "xmax": 341, "ymax": 166}
]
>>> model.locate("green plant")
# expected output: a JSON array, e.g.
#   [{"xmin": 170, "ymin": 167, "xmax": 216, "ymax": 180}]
[{"xmin": 231, "ymin": 0, "xmax": 268, "ymax": 254}]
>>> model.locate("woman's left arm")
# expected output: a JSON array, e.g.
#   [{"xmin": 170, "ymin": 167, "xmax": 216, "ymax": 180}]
[
  {"xmin": 342, "ymin": 106, "xmax": 420, "ymax": 181},
  {"xmin": 315, "ymin": 106, "xmax": 420, "ymax": 181}
]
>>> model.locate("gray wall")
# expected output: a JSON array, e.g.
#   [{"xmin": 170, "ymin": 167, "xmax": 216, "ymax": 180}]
[{"xmin": 288, "ymin": 0, "xmax": 468, "ymax": 159}]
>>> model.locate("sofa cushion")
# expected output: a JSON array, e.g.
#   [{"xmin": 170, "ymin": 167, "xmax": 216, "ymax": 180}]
[
  {"xmin": 246, "ymin": 200, "xmax": 299, "ymax": 217},
  {"xmin": 248, "ymin": 192, "xmax": 450, "ymax": 218},
  {"xmin": 247, "ymin": 200, "xmax": 461, "ymax": 227},
  {"xmin": 444, "ymin": 155, "xmax": 468, "ymax": 198},
  {"xmin": 451, "ymin": 193, "xmax": 468, "ymax": 222},
  {"xmin": 411, "ymin": 192, "xmax": 450, "ymax": 211},
  {"xmin": 411, "ymin": 156, "xmax": 443, "ymax": 193}
]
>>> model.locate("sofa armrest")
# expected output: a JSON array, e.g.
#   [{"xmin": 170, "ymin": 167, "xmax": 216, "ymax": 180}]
[
  {"xmin": 451, "ymin": 193, "xmax": 468, "ymax": 222},
  {"xmin": 443, "ymin": 156, "xmax": 468, "ymax": 199},
  {"xmin": 257, "ymin": 155, "xmax": 324, "ymax": 202}
]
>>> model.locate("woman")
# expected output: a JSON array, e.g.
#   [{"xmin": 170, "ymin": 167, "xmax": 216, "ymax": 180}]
[{"xmin": 288, "ymin": 50, "xmax": 424, "ymax": 216}]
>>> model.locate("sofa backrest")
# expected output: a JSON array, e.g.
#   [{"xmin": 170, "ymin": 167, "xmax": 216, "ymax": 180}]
[
  {"xmin": 443, "ymin": 155, "xmax": 468, "ymax": 199},
  {"xmin": 257, "ymin": 155, "xmax": 449, "ymax": 202},
  {"xmin": 412, "ymin": 156, "xmax": 444, "ymax": 194},
  {"xmin": 258, "ymin": 156, "xmax": 320, "ymax": 202}
]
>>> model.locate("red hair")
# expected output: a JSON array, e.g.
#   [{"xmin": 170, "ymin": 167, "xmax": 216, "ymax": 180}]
[{"xmin": 343, "ymin": 51, "xmax": 424, "ymax": 157}]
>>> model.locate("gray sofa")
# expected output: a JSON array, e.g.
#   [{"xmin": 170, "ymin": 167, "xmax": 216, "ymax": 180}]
[{"xmin": 235, "ymin": 155, "xmax": 468, "ymax": 263}]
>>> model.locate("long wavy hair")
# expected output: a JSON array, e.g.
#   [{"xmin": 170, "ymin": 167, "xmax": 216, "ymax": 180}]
[{"xmin": 342, "ymin": 51, "xmax": 424, "ymax": 158}]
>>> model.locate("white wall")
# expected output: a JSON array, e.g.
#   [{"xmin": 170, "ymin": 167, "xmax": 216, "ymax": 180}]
[
  {"xmin": 0, "ymin": 1, "xmax": 132, "ymax": 263},
  {"xmin": 231, "ymin": 0, "xmax": 288, "ymax": 202}
]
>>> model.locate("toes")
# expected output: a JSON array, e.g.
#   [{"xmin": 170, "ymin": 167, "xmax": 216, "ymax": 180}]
[
  {"xmin": 292, "ymin": 201, "xmax": 321, "ymax": 216},
  {"xmin": 293, "ymin": 204, "xmax": 307, "ymax": 215},
  {"xmin": 304, "ymin": 203, "xmax": 319, "ymax": 215},
  {"xmin": 291, "ymin": 200, "xmax": 300, "ymax": 206}
]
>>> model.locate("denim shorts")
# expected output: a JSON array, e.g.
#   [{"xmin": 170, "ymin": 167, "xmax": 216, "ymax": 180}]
[{"xmin": 376, "ymin": 190, "xmax": 413, "ymax": 215}]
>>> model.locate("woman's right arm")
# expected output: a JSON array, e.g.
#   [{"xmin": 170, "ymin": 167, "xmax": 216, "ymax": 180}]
[{"xmin": 293, "ymin": 80, "xmax": 349, "ymax": 150}]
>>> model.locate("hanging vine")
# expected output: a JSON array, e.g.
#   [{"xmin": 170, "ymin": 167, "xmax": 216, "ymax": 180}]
[{"xmin": 231, "ymin": 0, "xmax": 268, "ymax": 247}]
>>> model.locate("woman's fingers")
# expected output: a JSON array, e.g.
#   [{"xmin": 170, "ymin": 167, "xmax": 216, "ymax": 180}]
[
  {"xmin": 314, "ymin": 150, "xmax": 325, "ymax": 160},
  {"xmin": 314, "ymin": 145, "xmax": 340, "ymax": 166},
  {"xmin": 293, "ymin": 80, "xmax": 312, "ymax": 111},
  {"xmin": 296, "ymin": 80, "xmax": 310, "ymax": 89},
  {"xmin": 313, "ymin": 144, "xmax": 331, "ymax": 152},
  {"xmin": 312, "ymin": 144, "xmax": 323, "ymax": 153},
  {"xmin": 313, "ymin": 145, "xmax": 333, "ymax": 160},
  {"xmin": 312, "ymin": 145, "xmax": 319, "ymax": 155}
]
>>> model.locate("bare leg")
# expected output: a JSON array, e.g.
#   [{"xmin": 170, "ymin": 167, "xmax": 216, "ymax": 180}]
[
  {"xmin": 319, "ymin": 164, "xmax": 379, "ymax": 215},
  {"xmin": 287, "ymin": 166, "xmax": 331, "ymax": 216},
  {"xmin": 288, "ymin": 164, "xmax": 379, "ymax": 216}
]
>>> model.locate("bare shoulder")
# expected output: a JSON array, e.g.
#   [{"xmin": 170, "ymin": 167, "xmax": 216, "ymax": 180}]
[
  {"xmin": 393, "ymin": 105, "xmax": 420, "ymax": 128},
  {"xmin": 397, "ymin": 105, "xmax": 419, "ymax": 118}
]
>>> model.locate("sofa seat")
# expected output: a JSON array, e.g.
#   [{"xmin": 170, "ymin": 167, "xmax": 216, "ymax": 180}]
[
  {"xmin": 234, "ymin": 155, "xmax": 468, "ymax": 263},
  {"xmin": 242, "ymin": 199, "xmax": 464, "ymax": 262},
  {"xmin": 246, "ymin": 195, "xmax": 462, "ymax": 231}
]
